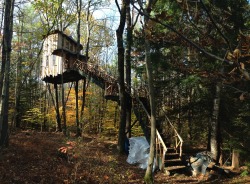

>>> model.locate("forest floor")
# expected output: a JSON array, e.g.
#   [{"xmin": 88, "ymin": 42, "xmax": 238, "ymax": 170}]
[{"xmin": 0, "ymin": 130, "xmax": 249, "ymax": 184}]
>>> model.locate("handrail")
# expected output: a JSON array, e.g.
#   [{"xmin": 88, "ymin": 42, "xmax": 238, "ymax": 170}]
[
  {"xmin": 156, "ymin": 129, "xmax": 167, "ymax": 151},
  {"xmin": 156, "ymin": 129, "xmax": 167, "ymax": 170},
  {"xmin": 165, "ymin": 115, "xmax": 183, "ymax": 157}
]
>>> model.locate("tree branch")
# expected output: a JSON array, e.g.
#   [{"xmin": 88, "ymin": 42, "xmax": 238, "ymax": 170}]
[
  {"xmin": 200, "ymin": 0, "xmax": 233, "ymax": 52},
  {"xmin": 131, "ymin": 3, "xmax": 233, "ymax": 64}
]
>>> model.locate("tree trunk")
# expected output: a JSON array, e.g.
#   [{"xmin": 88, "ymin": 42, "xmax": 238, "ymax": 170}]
[
  {"xmin": 116, "ymin": 0, "xmax": 127, "ymax": 153},
  {"xmin": 209, "ymin": 83, "xmax": 221, "ymax": 163},
  {"xmin": 61, "ymin": 84, "xmax": 67, "ymax": 135},
  {"xmin": 80, "ymin": 0, "xmax": 89, "ymax": 133},
  {"xmin": 232, "ymin": 149, "xmax": 240, "ymax": 170},
  {"xmin": 14, "ymin": 13, "xmax": 24, "ymax": 128},
  {"xmin": 54, "ymin": 84, "xmax": 62, "ymax": 132},
  {"xmin": 142, "ymin": 0, "xmax": 157, "ymax": 183},
  {"xmin": 125, "ymin": 1, "xmax": 132, "ymax": 138},
  {"xmin": 0, "ymin": 0, "xmax": 15, "ymax": 147},
  {"xmin": 75, "ymin": 81, "xmax": 81, "ymax": 136},
  {"xmin": 80, "ymin": 78, "xmax": 87, "ymax": 132}
]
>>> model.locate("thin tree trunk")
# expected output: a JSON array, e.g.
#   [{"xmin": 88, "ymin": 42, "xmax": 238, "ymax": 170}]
[
  {"xmin": 116, "ymin": 0, "xmax": 127, "ymax": 153},
  {"xmin": 210, "ymin": 83, "xmax": 221, "ymax": 163},
  {"xmin": 114, "ymin": 104, "xmax": 118, "ymax": 128},
  {"xmin": 80, "ymin": 0, "xmax": 89, "ymax": 132},
  {"xmin": 75, "ymin": 81, "xmax": 81, "ymax": 136},
  {"xmin": 232, "ymin": 149, "xmax": 240, "ymax": 170},
  {"xmin": 187, "ymin": 88, "xmax": 194, "ymax": 141},
  {"xmin": 0, "ymin": 0, "xmax": 15, "ymax": 147},
  {"xmin": 125, "ymin": 0, "xmax": 132, "ymax": 138},
  {"xmin": 0, "ymin": 1, "xmax": 4, "ymax": 52},
  {"xmin": 14, "ymin": 12, "xmax": 24, "ymax": 128},
  {"xmin": 43, "ymin": 87, "xmax": 47, "ymax": 130},
  {"xmin": 54, "ymin": 84, "xmax": 62, "ymax": 132},
  {"xmin": 80, "ymin": 78, "xmax": 87, "ymax": 132},
  {"xmin": 58, "ymin": 0, "xmax": 66, "ymax": 136},
  {"xmin": 141, "ymin": 0, "xmax": 157, "ymax": 183},
  {"xmin": 76, "ymin": 0, "xmax": 82, "ymax": 136},
  {"xmin": 61, "ymin": 84, "xmax": 67, "ymax": 135}
]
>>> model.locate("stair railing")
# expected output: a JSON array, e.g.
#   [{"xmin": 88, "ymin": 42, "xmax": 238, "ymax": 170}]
[
  {"xmin": 156, "ymin": 129, "xmax": 167, "ymax": 171},
  {"xmin": 165, "ymin": 115, "xmax": 183, "ymax": 158}
]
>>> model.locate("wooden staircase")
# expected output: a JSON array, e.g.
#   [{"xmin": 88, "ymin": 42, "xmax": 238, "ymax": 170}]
[
  {"xmin": 164, "ymin": 147, "xmax": 186, "ymax": 175},
  {"xmin": 72, "ymin": 60, "xmax": 187, "ymax": 174},
  {"xmin": 155, "ymin": 117, "xmax": 186, "ymax": 175}
]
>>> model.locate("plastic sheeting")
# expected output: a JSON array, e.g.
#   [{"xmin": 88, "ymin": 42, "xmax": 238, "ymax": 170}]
[
  {"xmin": 190, "ymin": 151, "xmax": 214, "ymax": 175},
  {"xmin": 126, "ymin": 136, "xmax": 150, "ymax": 169}
]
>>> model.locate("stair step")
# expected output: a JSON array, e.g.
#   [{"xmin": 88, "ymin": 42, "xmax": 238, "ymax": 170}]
[
  {"xmin": 165, "ymin": 158, "xmax": 183, "ymax": 166},
  {"xmin": 165, "ymin": 153, "xmax": 180, "ymax": 160},
  {"xmin": 165, "ymin": 165, "xmax": 187, "ymax": 175},
  {"xmin": 166, "ymin": 147, "xmax": 176, "ymax": 153},
  {"xmin": 165, "ymin": 165, "xmax": 186, "ymax": 171}
]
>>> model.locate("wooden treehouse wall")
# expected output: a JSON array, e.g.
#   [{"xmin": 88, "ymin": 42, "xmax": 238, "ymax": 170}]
[{"xmin": 41, "ymin": 30, "xmax": 84, "ymax": 79}]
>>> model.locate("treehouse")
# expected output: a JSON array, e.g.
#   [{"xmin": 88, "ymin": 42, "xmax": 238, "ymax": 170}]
[{"xmin": 41, "ymin": 30, "xmax": 87, "ymax": 84}]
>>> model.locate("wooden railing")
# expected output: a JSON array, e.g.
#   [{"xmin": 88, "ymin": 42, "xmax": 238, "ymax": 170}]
[
  {"xmin": 156, "ymin": 129, "xmax": 167, "ymax": 171},
  {"xmin": 73, "ymin": 60, "xmax": 117, "ymax": 85},
  {"xmin": 165, "ymin": 115, "xmax": 183, "ymax": 158}
]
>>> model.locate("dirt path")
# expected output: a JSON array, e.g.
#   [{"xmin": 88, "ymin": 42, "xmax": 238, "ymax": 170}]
[{"xmin": 0, "ymin": 131, "xmax": 249, "ymax": 184}]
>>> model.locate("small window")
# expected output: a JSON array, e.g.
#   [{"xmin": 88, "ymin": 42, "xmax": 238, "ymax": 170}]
[{"xmin": 52, "ymin": 55, "xmax": 56, "ymax": 65}]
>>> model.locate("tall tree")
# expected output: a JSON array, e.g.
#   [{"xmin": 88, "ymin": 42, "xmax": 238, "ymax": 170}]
[
  {"xmin": 116, "ymin": 0, "xmax": 127, "ymax": 153},
  {"xmin": 14, "ymin": 11, "xmax": 24, "ymax": 128},
  {"xmin": 209, "ymin": 83, "xmax": 221, "ymax": 163},
  {"xmin": 0, "ymin": 0, "xmax": 15, "ymax": 147},
  {"xmin": 125, "ymin": 0, "xmax": 132, "ymax": 138},
  {"xmin": 75, "ymin": 0, "xmax": 82, "ymax": 137},
  {"xmin": 80, "ymin": 0, "xmax": 90, "ymax": 134},
  {"xmin": 138, "ymin": 0, "xmax": 158, "ymax": 183}
]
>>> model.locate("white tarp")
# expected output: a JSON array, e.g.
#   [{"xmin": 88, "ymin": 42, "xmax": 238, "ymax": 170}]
[{"xmin": 126, "ymin": 136, "xmax": 150, "ymax": 169}]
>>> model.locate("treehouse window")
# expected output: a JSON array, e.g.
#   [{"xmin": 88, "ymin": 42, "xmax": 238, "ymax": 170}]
[{"xmin": 52, "ymin": 55, "xmax": 56, "ymax": 65}]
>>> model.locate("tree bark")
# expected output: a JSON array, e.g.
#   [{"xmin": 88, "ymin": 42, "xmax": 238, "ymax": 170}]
[
  {"xmin": 232, "ymin": 149, "xmax": 240, "ymax": 170},
  {"xmin": 61, "ymin": 84, "xmax": 67, "ymax": 135},
  {"xmin": 54, "ymin": 84, "xmax": 62, "ymax": 132},
  {"xmin": 116, "ymin": 0, "xmax": 127, "ymax": 153},
  {"xmin": 75, "ymin": 81, "xmax": 81, "ymax": 136},
  {"xmin": 14, "ymin": 12, "xmax": 24, "ymax": 128},
  {"xmin": 0, "ymin": 0, "xmax": 15, "ymax": 147},
  {"xmin": 125, "ymin": 1, "xmax": 132, "ymax": 138},
  {"xmin": 209, "ymin": 83, "xmax": 221, "ymax": 163},
  {"xmin": 142, "ymin": 0, "xmax": 157, "ymax": 183},
  {"xmin": 80, "ymin": 0, "xmax": 89, "ymax": 132}
]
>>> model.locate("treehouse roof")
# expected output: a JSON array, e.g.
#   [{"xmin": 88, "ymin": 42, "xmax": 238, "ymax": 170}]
[{"xmin": 43, "ymin": 29, "xmax": 83, "ymax": 50}]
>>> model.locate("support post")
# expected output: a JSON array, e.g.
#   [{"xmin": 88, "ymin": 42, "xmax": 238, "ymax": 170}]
[
  {"xmin": 75, "ymin": 80, "xmax": 81, "ymax": 136},
  {"xmin": 54, "ymin": 83, "xmax": 62, "ymax": 132}
]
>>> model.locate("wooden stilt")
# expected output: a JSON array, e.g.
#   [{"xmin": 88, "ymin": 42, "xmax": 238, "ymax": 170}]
[
  {"xmin": 54, "ymin": 83, "xmax": 62, "ymax": 132},
  {"xmin": 75, "ymin": 80, "xmax": 81, "ymax": 136},
  {"xmin": 80, "ymin": 78, "xmax": 87, "ymax": 129}
]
